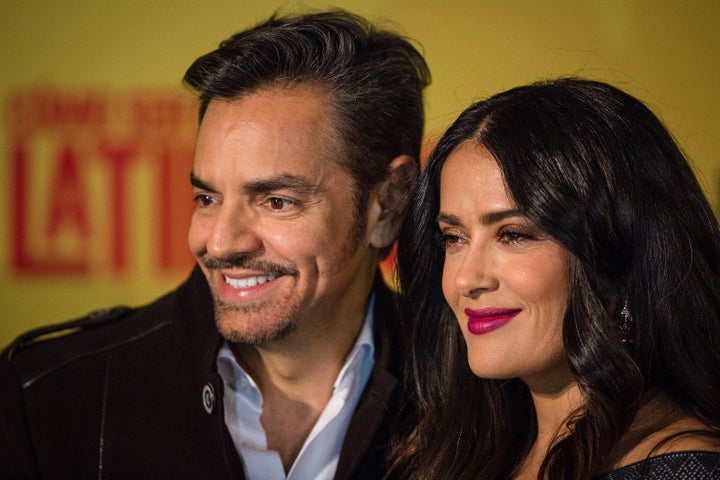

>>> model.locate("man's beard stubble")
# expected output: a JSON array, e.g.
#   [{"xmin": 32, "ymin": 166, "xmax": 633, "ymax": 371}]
[
  {"xmin": 203, "ymin": 253, "xmax": 301, "ymax": 345},
  {"xmin": 214, "ymin": 297, "xmax": 299, "ymax": 344}
]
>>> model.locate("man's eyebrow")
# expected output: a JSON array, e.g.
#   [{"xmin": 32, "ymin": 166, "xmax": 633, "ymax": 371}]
[
  {"xmin": 436, "ymin": 209, "xmax": 524, "ymax": 226},
  {"xmin": 243, "ymin": 174, "xmax": 324, "ymax": 196},
  {"xmin": 190, "ymin": 171, "xmax": 215, "ymax": 191},
  {"xmin": 190, "ymin": 171, "xmax": 323, "ymax": 196}
]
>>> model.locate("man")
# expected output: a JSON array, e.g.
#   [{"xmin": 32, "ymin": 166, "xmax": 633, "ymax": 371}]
[{"xmin": 0, "ymin": 10, "xmax": 429, "ymax": 480}]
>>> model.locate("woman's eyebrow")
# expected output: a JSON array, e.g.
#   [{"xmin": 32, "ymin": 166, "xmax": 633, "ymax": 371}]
[
  {"xmin": 478, "ymin": 209, "xmax": 523, "ymax": 225},
  {"xmin": 437, "ymin": 209, "xmax": 523, "ymax": 226}
]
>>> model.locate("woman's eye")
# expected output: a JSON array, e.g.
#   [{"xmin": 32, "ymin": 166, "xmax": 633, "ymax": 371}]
[
  {"xmin": 442, "ymin": 234, "xmax": 460, "ymax": 247},
  {"xmin": 498, "ymin": 230, "xmax": 532, "ymax": 244},
  {"xmin": 438, "ymin": 232, "xmax": 465, "ymax": 250}
]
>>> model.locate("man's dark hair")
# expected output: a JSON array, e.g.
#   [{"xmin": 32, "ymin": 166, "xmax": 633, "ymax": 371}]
[{"xmin": 183, "ymin": 9, "xmax": 430, "ymax": 244}]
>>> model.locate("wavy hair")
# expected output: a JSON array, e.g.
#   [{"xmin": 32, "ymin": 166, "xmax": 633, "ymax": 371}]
[{"xmin": 389, "ymin": 78, "xmax": 720, "ymax": 479}]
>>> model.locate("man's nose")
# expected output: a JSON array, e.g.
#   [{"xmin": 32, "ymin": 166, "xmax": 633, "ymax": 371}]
[{"xmin": 206, "ymin": 204, "xmax": 262, "ymax": 259}]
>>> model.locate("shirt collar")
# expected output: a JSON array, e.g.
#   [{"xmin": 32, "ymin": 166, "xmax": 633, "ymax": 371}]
[{"xmin": 333, "ymin": 293, "xmax": 375, "ymax": 394}]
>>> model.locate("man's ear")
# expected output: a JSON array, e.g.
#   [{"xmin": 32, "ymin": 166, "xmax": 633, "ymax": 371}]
[{"xmin": 368, "ymin": 155, "xmax": 418, "ymax": 250}]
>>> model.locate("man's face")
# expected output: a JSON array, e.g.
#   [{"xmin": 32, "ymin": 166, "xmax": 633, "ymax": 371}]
[{"xmin": 188, "ymin": 87, "xmax": 378, "ymax": 345}]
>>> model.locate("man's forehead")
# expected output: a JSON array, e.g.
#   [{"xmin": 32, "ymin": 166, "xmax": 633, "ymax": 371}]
[
  {"xmin": 191, "ymin": 85, "xmax": 359, "ymax": 196},
  {"xmin": 199, "ymin": 91, "xmax": 341, "ymax": 152}
]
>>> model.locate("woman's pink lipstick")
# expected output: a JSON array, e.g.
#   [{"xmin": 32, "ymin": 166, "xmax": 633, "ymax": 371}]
[{"xmin": 464, "ymin": 308, "xmax": 522, "ymax": 335}]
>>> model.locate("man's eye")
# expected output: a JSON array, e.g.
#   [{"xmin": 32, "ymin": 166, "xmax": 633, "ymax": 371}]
[
  {"xmin": 194, "ymin": 194, "xmax": 215, "ymax": 207},
  {"xmin": 268, "ymin": 197, "xmax": 294, "ymax": 210}
]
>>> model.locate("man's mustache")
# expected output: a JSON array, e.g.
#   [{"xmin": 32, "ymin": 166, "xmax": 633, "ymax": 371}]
[{"xmin": 201, "ymin": 254, "xmax": 299, "ymax": 277}]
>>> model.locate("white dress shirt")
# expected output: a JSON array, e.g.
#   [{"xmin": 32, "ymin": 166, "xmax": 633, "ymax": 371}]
[{"xmin": 217, "ymin": 296, "xmax": 375, "ymax": 480}]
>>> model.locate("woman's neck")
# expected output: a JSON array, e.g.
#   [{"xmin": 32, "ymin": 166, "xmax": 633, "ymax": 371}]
[{"xmin": 514, "ymin": 379, "xmax": 583, "ymax": 479}]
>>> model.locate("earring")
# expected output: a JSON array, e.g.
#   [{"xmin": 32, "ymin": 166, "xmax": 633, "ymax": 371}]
[{"xmin": 618, "ymin": 295, "xmax": 634, "ymax": 344}]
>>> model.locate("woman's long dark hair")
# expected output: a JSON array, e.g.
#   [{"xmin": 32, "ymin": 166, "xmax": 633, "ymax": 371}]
[{"xmin": 389, "ymin": 78, "xmax": 720, "ymax": 479}]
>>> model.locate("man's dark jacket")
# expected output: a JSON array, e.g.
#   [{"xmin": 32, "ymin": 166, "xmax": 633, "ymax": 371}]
[{"xmin": 0, "ymin": 266, "xmax": 403, "ymax": 479}]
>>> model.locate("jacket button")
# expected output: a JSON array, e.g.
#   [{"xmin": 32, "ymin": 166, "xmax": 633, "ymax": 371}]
[{"xmin": 202, "ymin": 383, "xmax": 216, "ymax": 414}]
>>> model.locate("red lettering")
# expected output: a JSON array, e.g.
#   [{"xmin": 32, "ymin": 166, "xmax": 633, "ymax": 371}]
[
  {"xmin": 7, "ymin": 87, "xmax": 197, "ymax": 277},
  {"xmin": 7, "ymin": 89, "xmax": 107, "ymax": 137},
  {"xmin": 47, "ymin": 145, "xmax": 90, "ymax": 238},
  {"xmin": 99, "ymin": 143, "xmax": 137, "ymax": 271},
  {"xmin": 11, "ymin": 141, "xmax": 29, "ymax": 270},
  {"xmin": 12, "ymin": 139, "xmax": 89, "ymax": 274},
  {"xmin": 157, "ymin": 147, "xmax": 194, "ymax": 270}
]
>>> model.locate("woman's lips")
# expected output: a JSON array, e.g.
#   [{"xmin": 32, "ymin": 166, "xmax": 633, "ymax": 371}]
[{"xmin": 464, "ymin": 308, "xmax": 522, "ymax": 335}]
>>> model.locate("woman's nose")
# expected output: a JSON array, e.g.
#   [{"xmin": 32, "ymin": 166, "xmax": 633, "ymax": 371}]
[{"xmin": 453, "ymin": 241, "xmax": 499, "ymax": 298}]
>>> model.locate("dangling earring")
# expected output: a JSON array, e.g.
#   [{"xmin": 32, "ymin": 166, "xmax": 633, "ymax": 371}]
[{"xmin": 618, "ymin": 294, "xmax": 634, "ymax": 344}]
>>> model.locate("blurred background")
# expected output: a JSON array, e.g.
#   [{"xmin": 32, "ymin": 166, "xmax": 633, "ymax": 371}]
[{"xmin": 2, "ymin": 0, "xmax": 719, "ymax": 345}]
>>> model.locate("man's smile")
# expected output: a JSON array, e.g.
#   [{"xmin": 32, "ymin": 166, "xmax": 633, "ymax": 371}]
[{"xmin": 224, "ymin": 274, "xmax": 277, "ymax": 289}]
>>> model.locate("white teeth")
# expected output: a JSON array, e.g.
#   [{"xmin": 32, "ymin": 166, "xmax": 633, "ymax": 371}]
[{"xmin": 224, "ymin": 274, "xmax": 277, "ymax": 289}]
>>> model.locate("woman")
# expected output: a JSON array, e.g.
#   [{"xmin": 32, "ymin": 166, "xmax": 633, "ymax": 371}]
[{"xmin": 390, "ymin": 78, "xmax": 720, "ymax": 479}]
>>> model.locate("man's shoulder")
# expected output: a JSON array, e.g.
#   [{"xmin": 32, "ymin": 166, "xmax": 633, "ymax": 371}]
[
  {"xmin": 5, "ymin": 306, "xmax": 136, "ymax": 361},
  {"xmin": 1, "ymin": 300, "xmax": 177, "ymax": 388},
  {"xmin": 2, "ymin": 268, "xmax": 209, "ymax": 375}
]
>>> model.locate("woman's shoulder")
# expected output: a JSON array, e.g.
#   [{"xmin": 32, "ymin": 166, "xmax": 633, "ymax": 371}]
[
  {"xmin": 597, "ymin": 451, "xmax": 720, "ymax": 480},
  {"xmin": 623, "ymin": 412, "xmax": 720, "ymax": 459},
  {"xmin": 602, "ymin": 401, "xmax": 720, "ymax": 479}
]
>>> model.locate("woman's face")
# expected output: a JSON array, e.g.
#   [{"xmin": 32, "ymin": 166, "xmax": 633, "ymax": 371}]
[{"xmin": 438, "ymin": 141, "xmax": 574, "ymax": 391}]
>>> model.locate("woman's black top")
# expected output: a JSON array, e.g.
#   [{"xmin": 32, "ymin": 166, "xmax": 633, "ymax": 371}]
[{"xmin": 597, "ymin": 451, "xmax": 720, "ymax": 479}]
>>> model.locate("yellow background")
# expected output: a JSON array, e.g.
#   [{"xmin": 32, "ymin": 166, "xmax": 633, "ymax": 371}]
[{"xmin": 2, "ymin": 0, "xmax": 719, "ymax": 346}]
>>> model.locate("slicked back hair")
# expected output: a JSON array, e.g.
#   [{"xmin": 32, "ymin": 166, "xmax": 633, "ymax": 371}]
[{"xmin": 184, "ymin": 10, "xmax": 430, "ymax": 251}]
